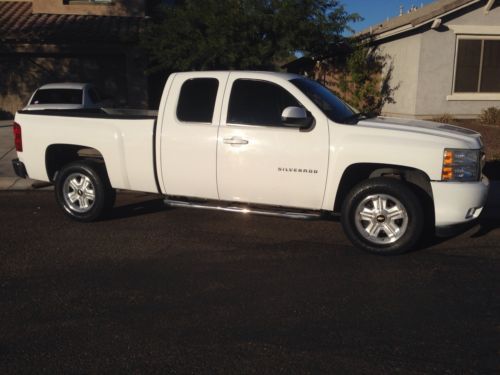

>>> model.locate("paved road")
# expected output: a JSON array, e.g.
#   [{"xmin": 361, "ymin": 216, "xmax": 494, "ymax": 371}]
[
  {"xmin": 0, "ymin": 123, "xmax": 36, "ymax": 190},
  {"xmin": 0, "ymin": 124, "xmax": 15, "ymax": 178},
  {"xmin": 0, "ymin": 192, "xmax": 498, "ymax": 374}
]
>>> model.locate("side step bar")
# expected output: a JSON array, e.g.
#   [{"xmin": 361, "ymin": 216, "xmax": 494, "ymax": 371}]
[{"xmin": 163, "ymin": 198, "xmax": 322, "ymax": 220}]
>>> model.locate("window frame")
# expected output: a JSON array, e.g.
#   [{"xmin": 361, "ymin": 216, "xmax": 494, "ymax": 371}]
[
  {"xmin": 449, "ymin": 35, "xmax": 500, "ymax": 100},
  {"xmin": 175, "ymin": 78, "xmax": 220, "ymax": 124},
  {"xmin": 30, "ymin": 88, "xmax": 83, "ymax": 105},
  {"xmin": 226, "ymin": 78, "xmax": 309, "ymax": 129}
]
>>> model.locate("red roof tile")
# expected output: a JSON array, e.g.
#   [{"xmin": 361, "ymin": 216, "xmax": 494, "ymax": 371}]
[{"xmin": 0, "ymin": 1, "xmax": 144, "ymax": 43}]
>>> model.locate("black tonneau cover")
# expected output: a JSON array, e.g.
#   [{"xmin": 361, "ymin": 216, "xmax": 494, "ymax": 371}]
[{"xmin": 18, "ymin": 108, "xmax": 157, "ymax": 120}]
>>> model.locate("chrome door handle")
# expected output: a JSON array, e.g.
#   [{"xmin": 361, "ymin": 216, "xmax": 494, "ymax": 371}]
[{"xmin": 223, "ymin": 137, "xmax": 249, "ymax": 145}]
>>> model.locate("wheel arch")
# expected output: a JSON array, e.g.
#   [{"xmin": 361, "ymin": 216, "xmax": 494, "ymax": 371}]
[
  {"xmin": 45, "ymin": 144, "xmax": 107, "ymax": 182},
  {"xmin": 333, "ymin": 163, "xmax": 434, "ymax": 216}
]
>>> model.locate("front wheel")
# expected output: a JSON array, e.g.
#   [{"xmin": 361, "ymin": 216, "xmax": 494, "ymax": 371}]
[
  {"xmin": 55, "ymin": 161, "xmax": 115, "ymax": 222},
  {"xmin": 341, "ymin": 178, "xmax": 424, "ymax": 255}
]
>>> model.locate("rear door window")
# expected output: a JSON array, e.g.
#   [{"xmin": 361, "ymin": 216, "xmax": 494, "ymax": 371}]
[
  {"xmin": 31, "ymin": 89, "xmax": 83, "ymax": 105},
  {"xmin": 176, "ymin": 78, "xmax": 219, "ymax": 123}
]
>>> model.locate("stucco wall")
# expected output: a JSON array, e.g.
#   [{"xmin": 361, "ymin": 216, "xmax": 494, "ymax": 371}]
[
  {"xmin": 380, "ymin": 2, "xmax": 500, "ymax": 118},
  {"xmin": 415, "ymin": 3, "xmax": 500, "ymax": 118},
  {"xmin": 379, "ymin": 33, "xmax": 422, "ymax": 118}
]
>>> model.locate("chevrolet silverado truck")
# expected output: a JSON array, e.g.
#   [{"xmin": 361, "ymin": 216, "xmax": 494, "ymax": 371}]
[{"xmin": 11, "ymin": 71, "xmax": 489, "ymax": 254}]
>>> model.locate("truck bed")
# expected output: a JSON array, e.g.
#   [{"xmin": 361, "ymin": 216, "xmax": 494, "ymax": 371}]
[{"xmin": 15, "ymin": 110, "xmax": 159, "ymax": 194}]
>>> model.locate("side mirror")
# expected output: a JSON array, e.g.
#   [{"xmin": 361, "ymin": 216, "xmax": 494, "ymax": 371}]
[{"xmin": 281, "ymin": 106, "xmax": 312, "ymax": 129}]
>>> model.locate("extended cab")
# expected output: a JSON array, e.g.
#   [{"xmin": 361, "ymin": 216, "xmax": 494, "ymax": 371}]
[{"xmin": 12, "ymin": 71, "xmax": 489, "ymax": 254}]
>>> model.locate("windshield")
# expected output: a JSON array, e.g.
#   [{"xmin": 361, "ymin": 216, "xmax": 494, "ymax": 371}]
[{"xmin": 290, "ymin": 78, "xmax": 359, "ymax": 123}]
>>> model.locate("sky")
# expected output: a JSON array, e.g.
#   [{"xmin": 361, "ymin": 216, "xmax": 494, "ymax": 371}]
[{"xmin": 342, "ymin": 0, "xmax": 436, "ymax": 33}]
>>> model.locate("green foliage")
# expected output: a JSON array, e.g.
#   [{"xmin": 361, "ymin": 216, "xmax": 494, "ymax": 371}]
[
  {"xmin": 431, "ymin": 113, "xmax": 455, "ymax": 124},
  {"xmin": 337, "ymin": 45, "xmax": 397, "ymax": 116},
  {"xmin": 141, "ymin": 0, "xmax": 360, "ymax": 72},
  {"xmin": 479, "ymin": 107, "xmax": 500, "ymax": 126}
]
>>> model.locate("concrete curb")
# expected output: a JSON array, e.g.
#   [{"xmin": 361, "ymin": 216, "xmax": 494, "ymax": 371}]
[{"xmin": 0, "ymin": 177, "xmax": 53, "ymax": 191}]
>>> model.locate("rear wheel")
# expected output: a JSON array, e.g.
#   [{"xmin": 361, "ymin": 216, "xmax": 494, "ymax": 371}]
[
  {"xmin": 341, "ymin": 178, "xmax": 424, "ymax": 255},
  {"xmin": 55, "ymin": 161, "xmax": 115, "ymax": 222}
]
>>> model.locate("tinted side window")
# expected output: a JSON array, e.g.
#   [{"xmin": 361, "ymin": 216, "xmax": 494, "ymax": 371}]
[
  {"xmin": 228, "ymin": 80, "xmax": 302, "ymax": 126},
  {"xmin": 290, "ymin": 78, "xmax": 355, "ymax": 123},
  {"xmin": 177, "ymin": 78, "xmax": 219, "ymax": 123},
  {"xmin": 31, "ymin": 89, "xmax": 82, "ymax": 105}
]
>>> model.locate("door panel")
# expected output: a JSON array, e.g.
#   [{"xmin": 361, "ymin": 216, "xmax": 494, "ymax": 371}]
[
  {"xmin": 217, "ymin": 75, "xmax": 329, "ymax": 210},
  {"xmin": 160, "ymin": 72, "xmax": 229, "ymax": 199}
]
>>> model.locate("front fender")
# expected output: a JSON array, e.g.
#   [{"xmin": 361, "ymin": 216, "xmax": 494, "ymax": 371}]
[{"xmin": 322, "ymin": 124, "xmax": 449, "ymax": 210}]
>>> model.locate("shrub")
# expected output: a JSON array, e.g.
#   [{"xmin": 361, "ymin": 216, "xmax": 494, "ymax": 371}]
[
  {"xmin": 479, "ymin": 107, "xmax": 500, "ymax": 125},
  {"xmin": 431, "ymin": 113, "xmax": 455, "ymax": 124},
  {"xmin": 336, "ymin": 46, "xmax": 398, "ymax": 117}
]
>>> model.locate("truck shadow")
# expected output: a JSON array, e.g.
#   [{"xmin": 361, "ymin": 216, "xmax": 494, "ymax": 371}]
[
  {"xmin": 474, "ymin": 175, "xmax": 500, "ymax": 237},
  {"xmin": 105, "ymin": 179, "xmax": 500, "ymax": 249},
  {"xmin": 421, "ymin": 178, "xmax": 500, "ymax": 248},
  {"xmin": 106, "ymin": 196, "xmax": 166, "ymax": 220},
  {"xmin": 483, "ymin": 160, "xmax": 500, "ymax": 181},
  {"xmin": 470, "ymin": 217, "xmax": 500, "ymax": 238}
]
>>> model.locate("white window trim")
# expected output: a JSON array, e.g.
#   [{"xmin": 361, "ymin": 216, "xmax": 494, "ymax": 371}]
[
  {"xmin": 449, "ymin": 33, "xmax": 500, "ymax": 100},
  {"xmin": 447, "ymin": 93, "xmax": 500, "ymax": 101},
  {"xmin": 448, "ymin": 25, "xmax": 500, "ymax": 35}
]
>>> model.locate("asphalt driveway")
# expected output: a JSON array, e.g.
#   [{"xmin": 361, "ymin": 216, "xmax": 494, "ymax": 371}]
[{"xmin": 0, "ymin": 191, "xmax": 498, "ymax": 373}]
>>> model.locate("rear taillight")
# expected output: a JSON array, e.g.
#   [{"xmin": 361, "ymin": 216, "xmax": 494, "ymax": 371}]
[{"xmin": 13, "ymin": 122, "xmax": 22, "ymax": 152}]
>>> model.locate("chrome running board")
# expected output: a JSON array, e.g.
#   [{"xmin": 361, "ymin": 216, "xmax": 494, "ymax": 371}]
[{"xmin": 163, "ymin": 198, "xmax": 322, "ymax": 220}]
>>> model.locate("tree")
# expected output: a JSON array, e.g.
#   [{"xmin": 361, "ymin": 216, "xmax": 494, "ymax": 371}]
[
  {"xmin": 141, "ymin": 0, "xmax": 360, "ymax": 72},
  {"xmin": 337, "ymin": 44, "xmax": 398, "ymax": 116}
]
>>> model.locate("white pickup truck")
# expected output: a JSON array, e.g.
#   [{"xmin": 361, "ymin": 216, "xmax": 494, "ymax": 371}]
[{"xmin": 12, "ymin": 71, "xmax": 489, "ymax": 254}]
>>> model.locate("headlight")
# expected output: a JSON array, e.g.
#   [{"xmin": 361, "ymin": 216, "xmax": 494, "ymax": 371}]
[{"xmin": 441, "ymin": 148, "xmax": 481, "ymax": 182}]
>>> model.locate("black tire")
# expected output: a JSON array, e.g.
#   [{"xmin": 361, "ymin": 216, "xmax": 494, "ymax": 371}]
[
  {"xmin": 341, "ymin": 178, "xmax": 424, "ymax": 255},
  {"xmin": 55, "ymin": 161, "xmax": 115, "ymax": 222}
]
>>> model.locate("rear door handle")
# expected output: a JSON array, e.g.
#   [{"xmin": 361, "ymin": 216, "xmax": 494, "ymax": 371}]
[{"xmin": 223, "ymin": 137, "xmax": 249, "ymax": 145}]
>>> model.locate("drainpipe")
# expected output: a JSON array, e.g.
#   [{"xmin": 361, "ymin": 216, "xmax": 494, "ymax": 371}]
[{"xmin": 485, "ymin": 0, "xmax": 495, "ymax": 13}]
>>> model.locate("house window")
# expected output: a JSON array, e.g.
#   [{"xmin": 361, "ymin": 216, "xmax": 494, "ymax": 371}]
[{"xmin": 454, "ymin": 38, "xmax": 500, "ymax": 93}]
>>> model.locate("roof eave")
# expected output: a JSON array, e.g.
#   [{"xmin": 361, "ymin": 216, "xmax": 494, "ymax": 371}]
[{"xmin": 365, "ymin": 0, "xmax": 482, "ymax": 42}]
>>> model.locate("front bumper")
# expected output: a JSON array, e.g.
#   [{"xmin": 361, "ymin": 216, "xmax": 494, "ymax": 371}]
[
  {"xmin": 12, "ymin": 158, "xmax": 28, "ymax": 178},
  {"xmin": 431, "ymin": 176, "xmax": 489, "ymax": 228}
]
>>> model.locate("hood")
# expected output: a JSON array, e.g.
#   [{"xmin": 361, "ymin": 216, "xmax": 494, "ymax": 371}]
[{"xmin": 357, "ymin": 116, "xmax": 483, "ymax": 148}]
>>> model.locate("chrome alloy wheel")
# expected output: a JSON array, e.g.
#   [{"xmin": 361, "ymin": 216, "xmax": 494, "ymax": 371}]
[
  {"xmin": 354, "ymin": 194, "xmax": 409, "ymax": 245},
  {"xmin": 62, "ymin": 173, "xmax": 96, "ymax": 213}
]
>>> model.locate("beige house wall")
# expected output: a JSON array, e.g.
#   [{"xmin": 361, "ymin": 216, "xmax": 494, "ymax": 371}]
[
  {"xmin": 379, "ymin": 2, "xmax": 500, "ymax": 118},
  {"xmin": 415, "ymin": 3, "xmax": 500, "ymax": 118},
  {"xmin": 379, "ymin": 33, "xmax": 422, "ymax": 118}
]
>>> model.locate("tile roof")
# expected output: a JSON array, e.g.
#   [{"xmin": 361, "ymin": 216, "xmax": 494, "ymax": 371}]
[
  {"xmin": 0, "ymin": 1, "xmax": 144, "ymax": 43},
  {"xmin": 360, "ymin": 0, "xmax": 480, "ymax": 39}
]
